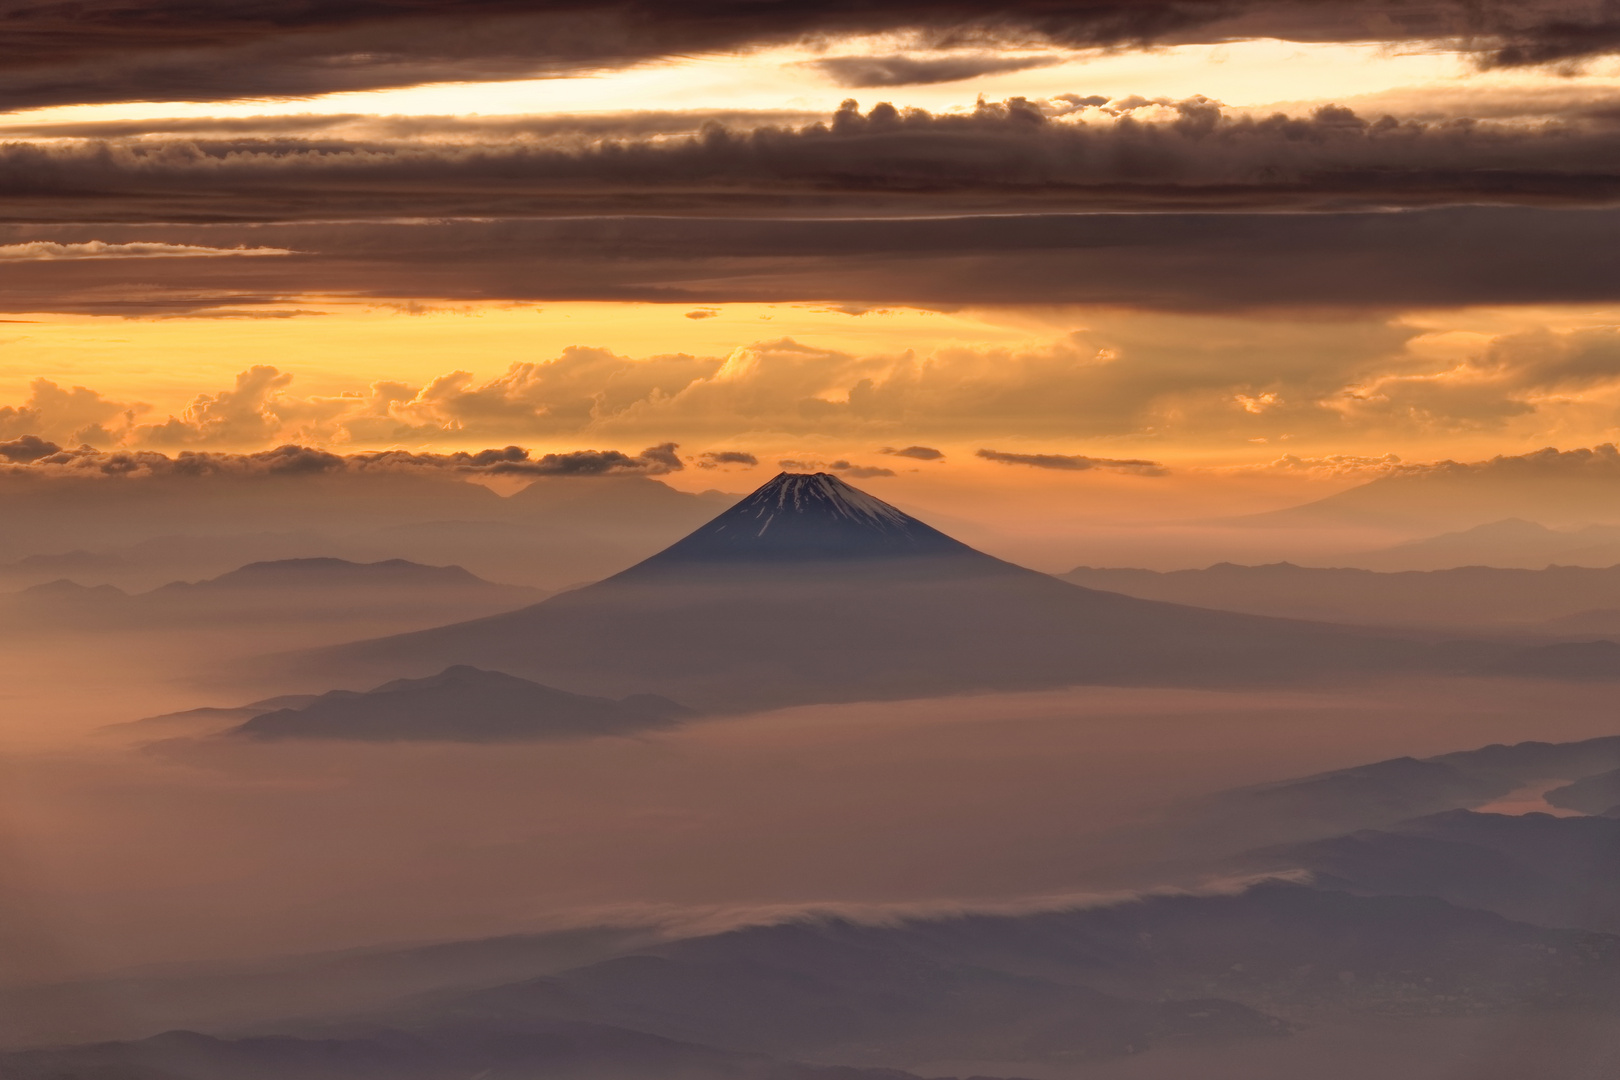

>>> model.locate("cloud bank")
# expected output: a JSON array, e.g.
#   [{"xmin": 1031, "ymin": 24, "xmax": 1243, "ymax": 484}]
[
  {"xmin": 14, "ymin": 320, "xmax": 1620, "ymax": 451},
  {"xmin": 9, "ymin": 98, "xmax": 1620, "ymax": 225}
]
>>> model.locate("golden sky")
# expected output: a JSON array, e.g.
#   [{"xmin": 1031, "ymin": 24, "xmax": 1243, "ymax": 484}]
[{"xmin": 4, "ymin": 1, "xmax": 1620, "ymax": 501}]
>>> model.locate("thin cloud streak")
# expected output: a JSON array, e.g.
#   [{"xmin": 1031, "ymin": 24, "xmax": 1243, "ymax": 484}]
[{"xmin": 0, "ymin": 241, "xmax": 295, "ymax": 261}]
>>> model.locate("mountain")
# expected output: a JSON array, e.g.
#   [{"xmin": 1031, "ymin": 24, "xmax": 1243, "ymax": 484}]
[
  {"xmin": 619, "ymin": 471, "xmax": 977, "ymax": 567},
  {"xmin": 111, "ymin": 694, "xmax": 324, "ymax": 738},
  {"xmin": 2, "ymin": 558, "xmax": 544, "ymax": 636},
  {"xmin": 1242, "ymin": 446, "xmax": 1620, "ymax": 533},
  {"xmin": 1059, "ymin": 561, "xmax": 1620, "ymax": 630},
  {"xmin": 1338, "ymin": 518, "xmax": 1620, "ymax": 572},
  {"xmin": 232, "ymin": 666, "xmax": 691, "ymax": 743},
  {"xmin": 290, "ymin": 473, "xmax": 1438, "ymax": 711}
]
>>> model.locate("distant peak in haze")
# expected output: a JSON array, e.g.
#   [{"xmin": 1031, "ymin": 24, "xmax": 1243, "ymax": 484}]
[{"xmin": 621, "ymin": 471, "xmax": 986, "ymax": 568}]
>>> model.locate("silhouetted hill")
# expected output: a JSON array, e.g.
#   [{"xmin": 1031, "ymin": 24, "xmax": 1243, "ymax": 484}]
[
  {"xmin": 232, "ymin": 666, "xmax": 691, "ymax": 742},
  {"xmin": 295, "ymin": 473, "xmax": 1437, "ymax": 711},
  {"xmin": 1060, "ymin": 561, "xmax": 1620, "ymax": 630},
  {"xmin": 158, "ymin": 557, "xmax": 491, "ymax": 592}
]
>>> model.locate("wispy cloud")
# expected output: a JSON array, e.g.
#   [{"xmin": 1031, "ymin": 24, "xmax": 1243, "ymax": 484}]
[
  {"xmin": 977, "ymin": 449, "xmax": 1168, "ymax": 475},
  {"xmin": 0, "ymin": 241, "xmax": 295, "ymax": 261}
]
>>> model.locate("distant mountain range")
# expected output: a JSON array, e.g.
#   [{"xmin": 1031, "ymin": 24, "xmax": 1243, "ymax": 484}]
[
  {"xmin": 1243, "ymin": 447, "xmax": 1620, "ymax": 533},
  {"xmin": 1337, "ymin": 518, "xmax": 1620, "ymax": 571},
  {"xmin": 3, "ymin": 557, "xmax": 543, "ymax": 634},
  {"xmin": 1060, "ymin": 561, "xmax": 1620, "ymax": 631},
  {"xmin": 0, "ymin": 473, "xmax": 739, "ymax": 591},
  {"xmin": 289, "ymin": 473, "xmax": 1442, "ymax": 711}
]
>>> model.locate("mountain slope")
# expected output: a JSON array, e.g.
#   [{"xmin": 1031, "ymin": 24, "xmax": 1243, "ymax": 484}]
[{"xmin": 290, "ymin": 473, "xmax": 1440, "ymax": 711}]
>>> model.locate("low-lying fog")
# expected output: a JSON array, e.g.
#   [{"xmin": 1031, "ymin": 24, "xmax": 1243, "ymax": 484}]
[{"xmin": 8, "ymin": 643, "xmax": 1620, "ymax": 994}]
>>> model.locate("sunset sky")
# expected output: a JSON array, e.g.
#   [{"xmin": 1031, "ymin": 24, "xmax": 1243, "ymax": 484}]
[{"xmin": 5, "ymin": 0, "xmax": 1620, "ymax": 505}]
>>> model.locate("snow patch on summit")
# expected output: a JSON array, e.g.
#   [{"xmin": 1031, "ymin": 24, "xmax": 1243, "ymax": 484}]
[
  {"xmin": 741, "ymin": 473, "xmax": 914, "ymax": 537},
  {"xmin": 616, "ymin": 470, "xmax": 991, "ymax": 568}
]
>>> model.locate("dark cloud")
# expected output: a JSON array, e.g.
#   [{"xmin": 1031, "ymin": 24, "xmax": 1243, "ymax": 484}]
[
  {"xmin": 881, "ymin": 446, "xmax": 945, "ymax": 460},
  {"xmin": 0, "ymin": 435, "xmax": 62, "ymax": 464},
  {"xmin": 1480, "ymin": 13, "xmax": 1620, "ymax": 68},
  {"xmin": 462, "ymin": 443, "xmax": 684, "ymax": 477},
  {"xmin": 0, "ymin": 442, "xmax": 685, "ymax": 480},
  {"xmin": 809, "ymin": 52, "xmax": 1063, "ymax": 87},
  {"xmin": 977, "ymin": 448, "xmax": 1168, "ymax": 475},
  {"xmin": 828, "ymin": 460, "xmax": 897, "ymax": 478},
  {"xmin": 1, "ymin": 203, "xmax": 1616, "ymax": 315},
  {"xmin": 697, "ymin": 451, "xmax": 759, "ymax": 468},
  {"xmin": 8, "ymin": 98, "xmax": 1620, "ymax": 226},
  {"xmin": 0, "ymin": 1, "xmax": 1224, "ymax": 108},
  {"xmin": 0, "ymin": 2, "xmax": 1612, "ymax": 109}
]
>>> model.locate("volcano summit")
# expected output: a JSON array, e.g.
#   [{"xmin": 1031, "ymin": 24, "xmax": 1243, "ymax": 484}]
[
  {"xmin": 294, "ymin": 473, "xmax": 1421, "ymax": 710},
  {"xmin": 627, "ymin": 471, "xmax": 980, "ymax": 567}
]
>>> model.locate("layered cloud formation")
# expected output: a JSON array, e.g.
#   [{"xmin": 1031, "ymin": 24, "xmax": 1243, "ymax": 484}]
[{"xmin": 9, "ymin": 97, "xmax": 1620, "ymax": 223}]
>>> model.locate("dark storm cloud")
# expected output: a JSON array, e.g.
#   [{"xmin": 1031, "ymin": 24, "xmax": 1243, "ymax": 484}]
[
  {"xmin": 977, "ymin": 448, "xmax": 1168, "ymax": 474},
  {"xmin": 0, "ymin": 2, "xmax": 1615, "ymax": 108},
  {"xmin": 0, "ymin": 204, "xmax": 1617, "ymax": 314},
  {"xmin": 809, "ymin": 53, "xmax": 1065, "ymax": 87},
  {"xmin": 8, "ymin": 99, "xmax": 1620, "ymax": 225}
]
